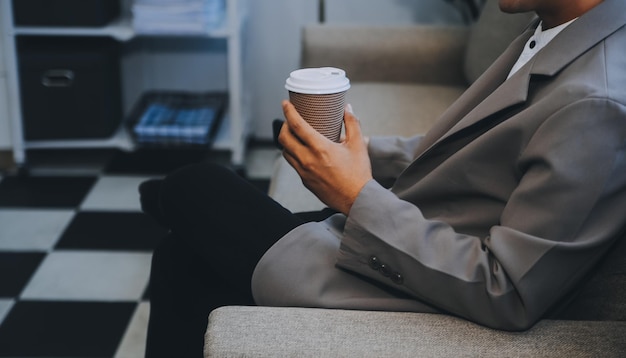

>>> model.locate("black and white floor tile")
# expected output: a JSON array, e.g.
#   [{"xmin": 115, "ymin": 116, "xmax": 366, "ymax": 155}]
[{"xmin": 0, "ymin": 145, "xmax": 277, "ymax": 357}]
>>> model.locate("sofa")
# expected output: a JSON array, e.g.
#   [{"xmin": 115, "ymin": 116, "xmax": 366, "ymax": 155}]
[{"xmin": 203, "ymin": 1, "xmax": 626, "ymax": 356}]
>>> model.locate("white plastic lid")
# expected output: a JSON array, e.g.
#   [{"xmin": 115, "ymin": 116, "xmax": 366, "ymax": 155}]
[{"xmin": 285, "ymin": 67, "xmax": 350, "ymax": 94}]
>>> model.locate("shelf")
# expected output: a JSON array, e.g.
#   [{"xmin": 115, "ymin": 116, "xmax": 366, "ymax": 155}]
[
  {"xmin": 23, "ymin": 110, "xmax": 233, "ymax": 152},
  {"xmin": 24, "ymin": 124, "xmax": 135, "ymax": 151},
  {"xmin": 12, "ymin": 16, "xmax": 230, "ymax": 42},
  {"xmin": 2, "ymin": 0, "xmax": 248, "ymax": 167},
  {"xmin": 212, "ymin": 112, "xmax": 234, "ymax": 150}
]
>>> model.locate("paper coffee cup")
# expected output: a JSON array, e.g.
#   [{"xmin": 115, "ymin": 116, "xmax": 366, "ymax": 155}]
[{"xmin": 285, "ymin": 67, "xmax": 350, "ymax": 142}]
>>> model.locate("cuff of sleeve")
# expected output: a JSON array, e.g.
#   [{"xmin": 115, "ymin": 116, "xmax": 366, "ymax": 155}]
[{"xmin": 344, "ymin": 179, "xmax": 404, "ymax": 243}]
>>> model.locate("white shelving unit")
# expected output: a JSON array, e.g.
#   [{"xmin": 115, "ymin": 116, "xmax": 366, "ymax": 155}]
[{"xmin": 0, "ymin": 0, "xmax": 250, "ymax": 169}]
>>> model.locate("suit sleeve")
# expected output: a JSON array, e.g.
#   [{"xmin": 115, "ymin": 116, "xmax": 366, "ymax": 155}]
[
  {"xmin": 368, "ymin": 135, "xmax": 424, "ymax": 185},
  {"xmin": 337, "ymin": 98, "xmax": 626, "ymax": 331}
]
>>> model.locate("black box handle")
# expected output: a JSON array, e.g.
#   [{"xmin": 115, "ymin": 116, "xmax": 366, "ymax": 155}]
[{"xmin": 41, "ymin": 69, "xmax": 75, "ymax": 87}]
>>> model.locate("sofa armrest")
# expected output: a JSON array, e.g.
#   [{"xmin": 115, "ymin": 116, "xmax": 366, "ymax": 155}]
[
  {"xmin": 301, "ymin": 24, "xmax": 470, "ymax": 86},
  {"xmin": 267, "ymin": 156, "xmax": 326, "ymax": 213},
  {"xmin": 205, "ymin": 306, "xmax": 626, "ymax": 357}
]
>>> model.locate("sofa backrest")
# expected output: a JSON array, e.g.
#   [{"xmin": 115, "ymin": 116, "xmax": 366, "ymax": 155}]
[
  {"xmin": 300, "ymin": 24, "xmax": 470, "ymax": 85},
  {"xmin": 301, "ymin": 0, "xmax": 535, "ymax": 86},
  {"xmin": 463, "ymin": 0, "xmax": 536, "ymax": 83}
]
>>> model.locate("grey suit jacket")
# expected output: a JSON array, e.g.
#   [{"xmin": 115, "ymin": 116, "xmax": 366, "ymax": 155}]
[{"xmin": 252, "ymin": 0, "xmax": 626, "ymax": 331}]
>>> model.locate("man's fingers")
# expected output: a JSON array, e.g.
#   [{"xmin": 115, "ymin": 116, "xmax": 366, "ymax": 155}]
[
  {"xmin": 278, "ymin": 120, "xmax": 305, "ymax": 157},
  {"xmin": 281, "ymin": 148, "xmax": 301, "ymax": 172},
  {"xmin": 343, "ymin": 104, "xmax": 364, "ymax": 143},
  {"xmin": 282, "ymin": 100, "xmax": 324, "ymax": 146}
]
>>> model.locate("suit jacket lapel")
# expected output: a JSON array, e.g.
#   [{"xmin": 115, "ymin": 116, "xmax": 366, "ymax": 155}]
[
  {"xmin": 414, "ymin": 0, "xmax": 626, "ymax": 162},
  {"xmin": 392, "ymin": 28, "xmax": 535, "ymax": 191},
  {"xmin": 412, "ymin": 25, "xmax": 536, "ymax": 158},
  {"xmin": 531, "ymin": 0, "xmax": 626, "ymax": 77},
  {"xmin": 393, "ymin": 0, "xmax": 626, "ymax": 194}
]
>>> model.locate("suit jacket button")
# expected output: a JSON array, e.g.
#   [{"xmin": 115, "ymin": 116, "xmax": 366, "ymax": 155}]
[
  {"xmin": 391, "ymin": 272, "xmax": 404, "ymax": 284},
  {"xmin": 379, "ymin": 264, "xmax": 392, "ymax": 277},
  {"xmin": 369, "ymin": 256, "xmax": 380, "ymax": 270}
]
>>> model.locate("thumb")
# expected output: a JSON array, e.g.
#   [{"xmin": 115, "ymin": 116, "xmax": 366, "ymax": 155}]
[{"xmin": 343, "ymin": 104, "xmax": 364, "ymax": 143}]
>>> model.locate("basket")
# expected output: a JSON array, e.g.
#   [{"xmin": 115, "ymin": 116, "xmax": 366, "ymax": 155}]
[{"xmin": 126, "ymin": 91, "xmax": 227, "ymax": 148}]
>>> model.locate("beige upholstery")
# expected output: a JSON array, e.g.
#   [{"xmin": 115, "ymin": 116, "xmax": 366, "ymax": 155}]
[
  {"xmin": 302, "ymin": 25, "xmax": 469, "ymax": 139},
  {"xmin": 267, "ymin": 156, "xmax": 325, "ymax": 213},
  {"xmin": 347, "ymin": 82, "xmax": 465, "ymax": 137},
  {"xmin": 206, "ymin": 306, "xmax": 626, "ymax": 357},
  {"xmin": 301, "ymin": 25, "xmax": 470, "ymax": 85}
]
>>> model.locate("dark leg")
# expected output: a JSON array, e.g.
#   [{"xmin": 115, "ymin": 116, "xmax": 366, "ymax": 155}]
[
  {"xmin": 144, "ymin": 231, "xmax": 254, "ymax": 358},
  {"xmin": 140, "ymin": 163, "xmax": 308, "ymax": 357}
]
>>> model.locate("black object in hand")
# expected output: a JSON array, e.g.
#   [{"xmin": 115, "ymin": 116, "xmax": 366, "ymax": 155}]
[{"xmin": 272, "ymin": 119, "xmax": 284, "ymax": 150}]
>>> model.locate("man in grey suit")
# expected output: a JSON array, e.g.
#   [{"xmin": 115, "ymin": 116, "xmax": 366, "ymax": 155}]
[
  {"xmin": 141, "ymin": 0, "xmax": 626, "ymax": 355},
  {"xmin": 260, "ymin": 0, "xmax": 626, "ymax": 329}
]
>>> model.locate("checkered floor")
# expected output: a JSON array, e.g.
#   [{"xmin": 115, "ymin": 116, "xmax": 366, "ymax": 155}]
[{"xmin": 0, "ymin": 146, "xmax": 277, "ymax": 357}]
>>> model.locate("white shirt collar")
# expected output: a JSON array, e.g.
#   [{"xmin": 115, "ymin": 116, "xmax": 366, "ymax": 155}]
[{"xmin": 507, "ymin": 18, "xmax": 577, "ymax": 79}]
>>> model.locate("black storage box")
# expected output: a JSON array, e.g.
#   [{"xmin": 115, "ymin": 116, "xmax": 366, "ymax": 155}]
[
  {"xmin": 18, "ymin": 36, "xmax": 122, "ymax": 140},
  {"xmin": 12, "ymin": 0, "xmax": 120, "ymax": 27}
]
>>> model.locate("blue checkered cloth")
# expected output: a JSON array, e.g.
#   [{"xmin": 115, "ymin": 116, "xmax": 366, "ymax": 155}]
[{"xmin": 133, "ymin": 104, "xmax": 217, "ymax": 145}]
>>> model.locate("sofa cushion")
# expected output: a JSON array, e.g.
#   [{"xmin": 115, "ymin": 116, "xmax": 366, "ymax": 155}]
[
  {"xmin": 301, "ymin": 25, "xmax": 469, "ymax": 85},
  {"xmin": 205, "ymin": 306, "xmax": 626, "ymax": 357},
  {"xmin": 347, "ymin": 82, "xmax": 465, "ymax": 137},
  {"xmin": 268, "ymin": 156, "xmax": 326, "ymax": 213}
]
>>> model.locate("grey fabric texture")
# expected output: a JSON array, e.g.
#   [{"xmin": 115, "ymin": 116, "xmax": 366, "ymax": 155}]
[
  {"xmin": 205, "ymin": 306, "xmax": 626, "ymax": 357},
  {"xmin": 303, "ymin": 0, "xmax": 535, "ymax": 87},
  {"xmin": 346, "ymin": 82, "xmax": 465, "ymax": 137},
  {"xmin": 302, "ymin": 25, "xmax": 470, "ymax": 85},
  {"xmin": 268, "ymin": 152, "xmax": 626, "ymax": 320},
  {"xmin": 267, "ymin": 156, "xmax": 325, "ymax": 213}
]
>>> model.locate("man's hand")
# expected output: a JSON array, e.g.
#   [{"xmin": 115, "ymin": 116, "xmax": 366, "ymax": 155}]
[{"xmin": 279, "ymin": 100, "xmax": 373, "ymax": 215}]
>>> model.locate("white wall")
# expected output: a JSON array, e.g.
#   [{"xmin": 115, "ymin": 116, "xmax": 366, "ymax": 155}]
[
  {"xmin": 246, "ymin": 0, "xmax": 318, "ymax": 139},
  {"xmin": 0, "ymin": 14, "xmax": 11, "ymax": 150},
  {"xmin": 0, "ymin": 79, "xmax": 8, "ymax": 150}
]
